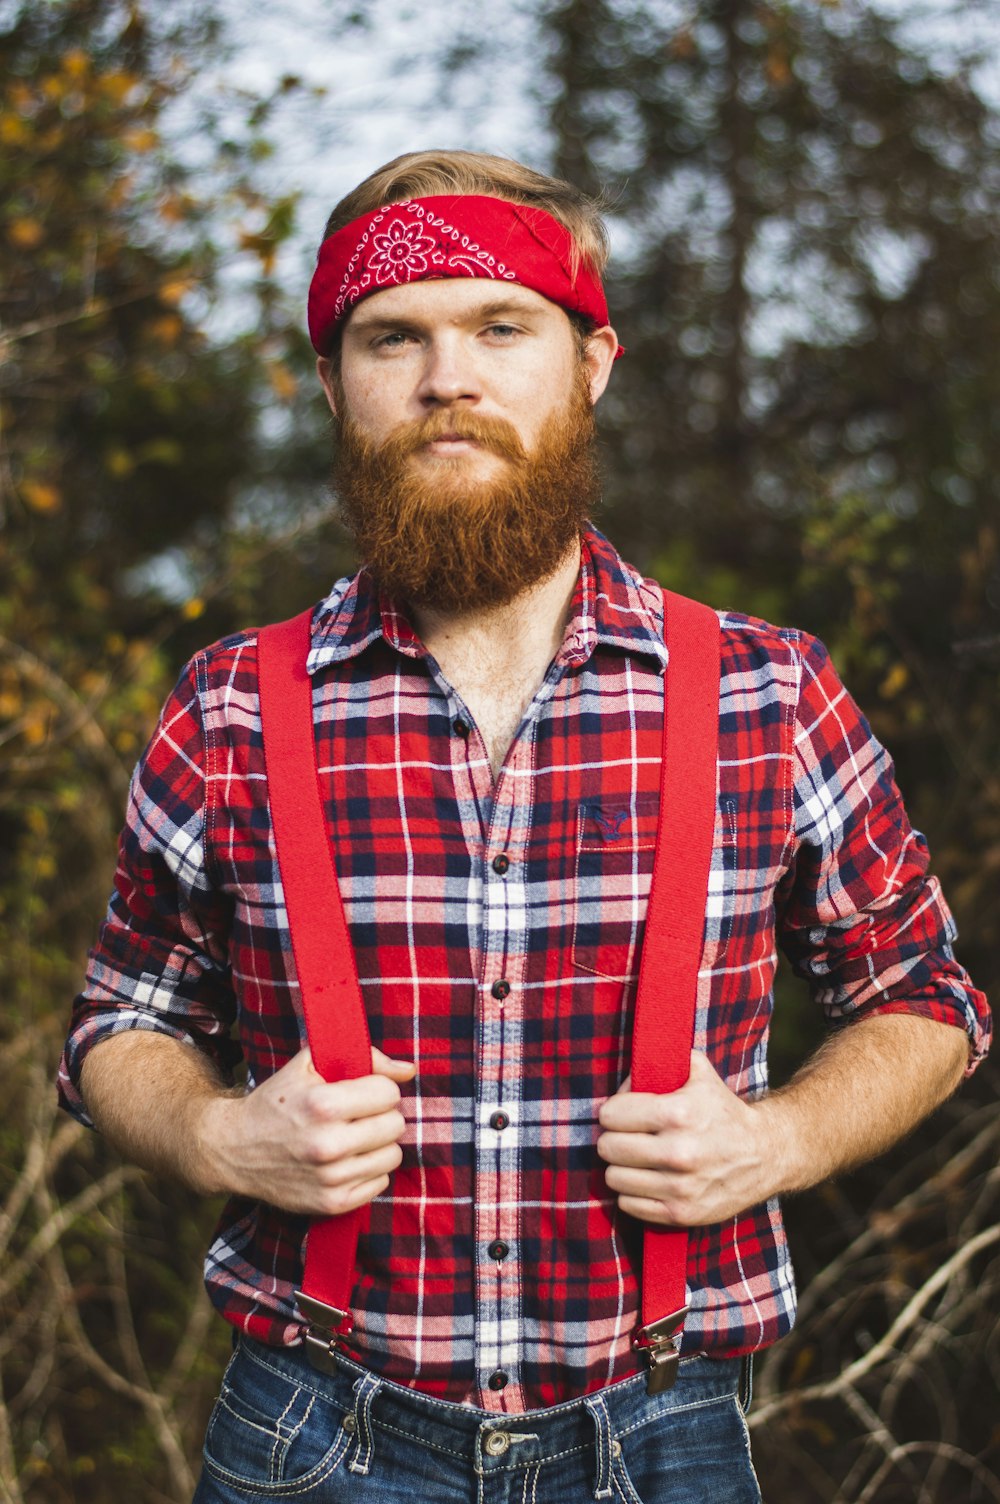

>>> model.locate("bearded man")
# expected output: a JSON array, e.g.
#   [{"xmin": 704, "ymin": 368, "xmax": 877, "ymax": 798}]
[{"xmin": 59, "ymin": 150, "xmax": 990, "ymax": 1504}]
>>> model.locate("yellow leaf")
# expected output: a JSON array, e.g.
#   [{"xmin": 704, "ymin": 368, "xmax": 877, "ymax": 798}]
[
  {"xmin": 0, "ymin": 115, "xmax": 30, "ymax": 145},
  {"xmin": 268, "ymin": 362, "xmax": 299, "ymax": 402},
  {"xmin": 25, "ymin": 807, "xmax": 48, "ymax": 836},
  {"xmin": 105, "ymin": 448, "xmax": 135, "ymax": 478},
  {"xmin": 766, "ymin": 52, "xmax": 792, "ymax": 87},
  {"xmin": 122, "ymin": 126, "xmax": 159, "ymax": 153},
  {"xmin": 182, "ymin": 597, "xmax": 205, "ymax": 621},
  {"xmin": 144, "ymin": 313, "xmax": 183, "ymax": 345},
  {"xmin": 8, "ymin": 217, "xmax": 44, "ymax": 249},
  {"xmin": 62, "ymin": 49, "xmax": 90, "ymax": 79},
  {"xmin": 879, "ymin": 662, "xmax": 909, "ymax": 700},
  {"xmin": 114, "ymin": 729, "xmax": 138, "ymax": 753},
  {"xmin": 24, "ymin": 713, "xmax": 49, "ymax": 746},
  {"xmin": 98, "ymin": 70, "xmax": 138, "ymax": 104},
  {"xmin": 158, "ymin": 192, "xmax": 196, "ymax": 224},
  {"xmin": 0, "ymin": 689, "xmax": 22, "ymax": 718},
  {"xmin": 21, "ymin": 480, "xmax": 61, "ymax": 512},
  {"xmin": 158, "ymin": 275, "xmax": 195, "ymax": 306}
]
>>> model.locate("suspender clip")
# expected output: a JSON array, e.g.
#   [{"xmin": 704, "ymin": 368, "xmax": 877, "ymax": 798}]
[
  {"xmin": 295, "ymin": 1290, "xmax": 353, "ymax": 1375},
  {"xmin": 633, "ymin": 1305, "xmax": 688, "ymax": 1395}
]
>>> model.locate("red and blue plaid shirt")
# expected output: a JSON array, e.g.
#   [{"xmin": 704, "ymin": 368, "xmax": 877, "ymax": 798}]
[{"xmin": 59, "ymin": 530, "xmax": 990, "ymax": 1412}]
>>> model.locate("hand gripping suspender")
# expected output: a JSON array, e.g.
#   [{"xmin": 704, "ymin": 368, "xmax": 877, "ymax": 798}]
[{"xmin": 257, "ymin": 588, "xmax": 721, "ymax": 1395}]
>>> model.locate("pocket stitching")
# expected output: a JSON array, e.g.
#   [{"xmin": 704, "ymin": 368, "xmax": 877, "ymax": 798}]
[
  {"xmin": 572, "ymin": 797, "xmax": 659, "ymax": 981},
  {"xmin": 203, "ymin": 1402, "xmax": 352, "ymax": 1495}
]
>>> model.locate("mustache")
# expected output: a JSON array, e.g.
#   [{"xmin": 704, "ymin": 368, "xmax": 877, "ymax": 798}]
[{"xmin": 354, "ymin": 408, "xmax": 529, "ymax": 465}]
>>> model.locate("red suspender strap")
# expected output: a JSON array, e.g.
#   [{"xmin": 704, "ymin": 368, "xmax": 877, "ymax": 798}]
[
  {"xmin": 256, "ymin": 587, "xmax": 721, "ymax": 1390},
  {"xmin": 257, "ymin": 608, "xmax": 372, "ymax": 1370},
  {"xmin": 630, "ymin": 589, "xmax": 721, "ymax": 1393}
]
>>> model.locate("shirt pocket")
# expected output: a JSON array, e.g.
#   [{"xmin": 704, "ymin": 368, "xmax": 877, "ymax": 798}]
[
  {"xmin": 572, "ymin": 793, "xmax": 659, "ymax": 982},
  {"xmin": 572, "ymin": 791, "xmax": 739, "ymax": 982}
]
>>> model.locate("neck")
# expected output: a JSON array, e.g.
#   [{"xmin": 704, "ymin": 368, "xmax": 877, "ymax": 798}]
[{"xmin": 409, "ymin": 539, "xmax": 582, "ymax": 675}]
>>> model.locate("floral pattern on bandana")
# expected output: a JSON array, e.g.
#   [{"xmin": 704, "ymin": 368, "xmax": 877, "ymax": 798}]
[
  {"xmin": 331, "ymin": 202, "xmax": 517, "ymax": 321},
  {"xmin": 369, "ymin": 219, "xmax": 437, "ymax": 284}
]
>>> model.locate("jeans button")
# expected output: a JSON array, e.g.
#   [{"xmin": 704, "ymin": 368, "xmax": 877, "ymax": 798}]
[{"xmin": 484, "ymin": 1430, "xmax": 511, "ymax": 1456}]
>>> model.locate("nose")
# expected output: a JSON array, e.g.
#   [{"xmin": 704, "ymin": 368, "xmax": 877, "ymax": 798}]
[{"xmin": 415, "ymin": 333, "xmax": 482, "ymax": 408}]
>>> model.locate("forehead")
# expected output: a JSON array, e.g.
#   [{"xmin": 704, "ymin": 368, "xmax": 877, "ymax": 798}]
[{"xmin": 344, "ymin": 277, "xmax": 567, "ymax": 332}]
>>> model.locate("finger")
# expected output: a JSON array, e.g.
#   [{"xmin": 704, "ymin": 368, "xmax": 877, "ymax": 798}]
[
  {"xmin": 371, "ymin": 1047, "xmax": 417, "ymax": 1082},
  {"xmin": 598, "ymin": 1090, "xmax": 668, "ymax": 1133},
  {"xmin": 604, "ymin": 1163, "xmax": 671, "ymax": 1199},
  {"xmin": 597, "ymin": 1129, "xmax": 691, "ymax": 1171},
  {"xmin": 310, "ymin": 1072, "xmax": 404, "ymax": 1123},
  {"xmin": 314, "ymin": 1108, "xmax": 408, "ymax": 1163},
  {"xmin": 317, "ymin": 1139, "xmax": 405, "ymax": 1189},
  {"xmin": 616, "ymin": 1194, "xmax": 680, "ymax": 1227}
]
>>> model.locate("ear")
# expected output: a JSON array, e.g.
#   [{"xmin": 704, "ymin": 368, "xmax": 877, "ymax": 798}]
[
  {"xmin": 583, "ymin": 326, "xmax": 620, "ymax": 405},
  {"xmin": 316, "ymin": 356, "xmax": 339, "ymax": 417}
]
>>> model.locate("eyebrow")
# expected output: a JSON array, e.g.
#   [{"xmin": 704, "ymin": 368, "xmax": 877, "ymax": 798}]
[{"xmin": 347, "ymin": 294, "xmax": 546, "ymax": 337}]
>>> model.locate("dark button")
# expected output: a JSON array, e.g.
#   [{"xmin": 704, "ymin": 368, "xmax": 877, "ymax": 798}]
[
  {"xmin": 452, "ymin": 717, "xmax": 470, "ymax": 738},
  {"xmin": 489, "ymin": 1111, "xmax": 510, "ymax": 1131},
  {"xmin": 492, "ymin": 853, "xmax": 510, "ymax": 875},
  {"xmin": 491, "ymin": 979, "xmax": 510, "ymax": 1001},
  {"xmin": 488, "ymin": 1239, "xmax": 510, "ymax": 1261},
  {"xmin": 488, "ymin": 1370, "xmax": 509, "ymax": 1391}
]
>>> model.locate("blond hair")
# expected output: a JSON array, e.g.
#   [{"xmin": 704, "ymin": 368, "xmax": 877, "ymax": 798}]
[{"xmin": 322, "ymin": 149, "xmax": 610, "ymax": 281}]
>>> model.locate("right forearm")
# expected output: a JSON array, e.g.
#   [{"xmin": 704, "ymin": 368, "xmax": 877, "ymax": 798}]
[
  {"xmin": 80, "ymin": 1031, "xmax": 241, "ymax": 1196},
  {"xmin": 79, "ymin": 1030, "xmax": 416, "ymax": 1213}
]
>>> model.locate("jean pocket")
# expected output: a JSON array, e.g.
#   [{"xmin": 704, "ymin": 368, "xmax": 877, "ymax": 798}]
[{"xmin": 202, "ymin": 1347, "xmax": 352, "ymax": 1496}]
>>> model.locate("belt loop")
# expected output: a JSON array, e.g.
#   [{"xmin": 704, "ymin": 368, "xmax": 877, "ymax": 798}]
[
  {"xmin": 347, "ymin": 1371, "xmax": 381, "ymax": 1476},
  {"xmin": 739, "ymin": 1353, "xmax": 754, "ymax": 1415},
  {"xmin": 584, "ymin": 1395, "xmax": 614, "ymax": 1500}
]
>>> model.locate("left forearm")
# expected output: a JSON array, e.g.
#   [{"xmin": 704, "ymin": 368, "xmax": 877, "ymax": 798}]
[
  {"xmin": 598, "ymin": 1014, "xmax": 970, "ymax": 1228},
  {"xmin": 755, "ymin": 1012, "xmax": 969, "ymax": 1198}
]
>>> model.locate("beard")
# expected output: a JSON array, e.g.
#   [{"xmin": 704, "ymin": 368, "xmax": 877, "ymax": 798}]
[{"xmin": 331, "ymin": 368, "xmax": 600, "ymax": 615}]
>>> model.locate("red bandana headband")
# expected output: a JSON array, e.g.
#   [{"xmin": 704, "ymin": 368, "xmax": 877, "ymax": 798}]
[{"xmin": 307, "ymin": 193, "xmax": 621, "ymax": 357}]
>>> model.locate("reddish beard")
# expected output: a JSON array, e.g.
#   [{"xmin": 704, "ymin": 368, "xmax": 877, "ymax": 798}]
[{"xmin": 331, "ymin": 369, "xmax": 599, "ymax": 614}]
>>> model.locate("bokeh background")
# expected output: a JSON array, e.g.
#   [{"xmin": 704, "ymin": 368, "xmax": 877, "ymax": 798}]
[{"xmin": 1, "ymin": 1, "xmax": 998, "ymax": 1499}]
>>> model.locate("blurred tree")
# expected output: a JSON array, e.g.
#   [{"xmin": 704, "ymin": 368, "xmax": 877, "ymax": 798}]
[
  {"xmin": 0, "ymin": 2, "xmax": 314, "ymax": 1497},
  {"xmin": 533, "ymin": 2, "xmax": 1000, "ymax": 1496}
]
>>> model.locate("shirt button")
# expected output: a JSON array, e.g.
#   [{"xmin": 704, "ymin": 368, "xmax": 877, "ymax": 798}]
[
  {"xmin": 491, "ymin": 979, "xmax": 510, "ymax": 1001},
  {"xmin": 488, "ymin": 1239, "xmax": 510, "ymax": 1261},
  {"xmin": 489, "ymin": 1111, "xmax": 510, "ymax": 1131},
  {"xmin": 492, "ymin": 853, "xmax": 510, "ymax": 875},
  {"xmin": 452, "ymin": 717, "xmax": 470, "ymax": 738},
  {"xmin": 488, "ymin": 1370, "xmax": 509, "ymax": 1392}
]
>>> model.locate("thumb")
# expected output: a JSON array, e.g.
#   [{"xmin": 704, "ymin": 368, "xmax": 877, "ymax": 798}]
[{"xmin": 371, "ymin": 1046, "xmax": 417, "ymax": 1082}]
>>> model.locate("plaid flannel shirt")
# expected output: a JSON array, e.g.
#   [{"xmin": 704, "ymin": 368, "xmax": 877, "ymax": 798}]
[{"xmin": 59, "ymin": 530, "xmax": 990, "ymax": 1412}]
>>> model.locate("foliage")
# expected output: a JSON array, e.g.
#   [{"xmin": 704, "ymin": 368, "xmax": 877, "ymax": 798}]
[
  {"xmin": 0, "ymin": 2, "xmax": 314, "ymax": 1497},
  {"xmin": 533, "ymin": 1, "xmax": 1000, "ymax": 1495},
  {"xmin": 1, "ymin": 0, "xmax": 998, "ymax": 1499}
]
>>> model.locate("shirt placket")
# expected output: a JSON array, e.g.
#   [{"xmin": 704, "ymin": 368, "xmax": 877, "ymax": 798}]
[{"xmin": 444, "ymin": 692, "xmax": 540, "ymax": 1413}]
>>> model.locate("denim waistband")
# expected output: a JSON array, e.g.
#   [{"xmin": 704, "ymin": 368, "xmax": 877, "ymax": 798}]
[{"xmin": 234, "ymin": 1336, "xmax": 744, "ymax": 1481}]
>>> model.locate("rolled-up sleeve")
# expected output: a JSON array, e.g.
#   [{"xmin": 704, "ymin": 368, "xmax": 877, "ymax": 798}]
[
  {"xmin": 778, "ymin": 633, "xmax": 990, "ymax": 1072},
  {"xmin": 58, "ymin": 655, "xmax": 240, "ymax": 1126}
]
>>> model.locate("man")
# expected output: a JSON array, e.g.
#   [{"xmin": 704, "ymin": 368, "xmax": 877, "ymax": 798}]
[{"xmin": 59, "ymin": 150, "xmax": 990, "ymax": 1502}]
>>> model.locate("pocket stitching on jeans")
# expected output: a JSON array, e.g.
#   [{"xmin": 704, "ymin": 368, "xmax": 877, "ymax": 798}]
[
  {"xmin": 203, "ymin": 1412, "xmax": 353, "ymax": 1495},
  {"xmin": 611, "ymin": 1451, "xmax": 645, "ymax": 1504}
]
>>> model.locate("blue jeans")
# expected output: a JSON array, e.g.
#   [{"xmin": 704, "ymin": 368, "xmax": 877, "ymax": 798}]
[{"xmin": 194, "ymin": 1337, "xmax": 761, "ymax": 1503}]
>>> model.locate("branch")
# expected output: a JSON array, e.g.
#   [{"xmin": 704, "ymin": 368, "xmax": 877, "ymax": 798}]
[{"xmin": 749, "ymin": 1223, "xmax": 1000, "ymax": 1428}]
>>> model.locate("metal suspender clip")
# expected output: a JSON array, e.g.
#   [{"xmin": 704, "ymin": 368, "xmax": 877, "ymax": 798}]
[
  {"xmin": 295, "ymin": 1291, "xmax": 353, "ymax": 1375},
  {"xmin": 633, "ymin": 1306, "xmax": 689, "ymax": 1395}
]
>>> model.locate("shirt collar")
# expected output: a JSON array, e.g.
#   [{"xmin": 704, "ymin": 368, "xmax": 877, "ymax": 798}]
[{"xmin": 306, "ymin": 528, "xmax": 668, "ymax": 676}]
